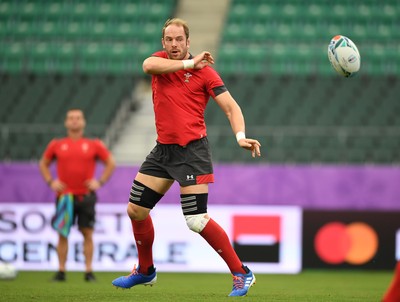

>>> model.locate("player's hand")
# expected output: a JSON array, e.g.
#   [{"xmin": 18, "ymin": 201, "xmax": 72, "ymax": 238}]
[
  {"xmin": 238, "ymin": 138, "xmax": 261, "ymax": 158},
  {"xmin": 50, "ymin": 179, "xmax": 66, "ymax": 193},
  {"xmin": 193, "ymin": 51, "xmax": 214, "ymax": 69},
  {"xmin": 85, "ymin": 179, "xmax": 102, "ymax": 191}
]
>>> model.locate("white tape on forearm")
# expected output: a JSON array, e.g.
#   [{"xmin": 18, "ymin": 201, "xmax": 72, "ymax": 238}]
[
  {"xmin": 182, "ymin": 59, "xmax": 194, "ymax": 69},
  {"xmin": 236, "ymin": 131, "xmax": 246, "ymax": 142}
]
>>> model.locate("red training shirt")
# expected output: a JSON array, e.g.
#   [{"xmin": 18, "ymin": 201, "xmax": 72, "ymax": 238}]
[
  {"xmin": 43, "ymin": 137, "xmax": 111, "ymax": 195},
  {"xmin": 151, "ymin": 51, "xmax": 225, "ymax": 146}
]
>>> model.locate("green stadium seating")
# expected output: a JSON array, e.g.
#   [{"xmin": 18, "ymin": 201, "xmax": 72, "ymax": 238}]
[
  {"xmin": 218, "ymin": 0, "xmax": 400, "ymax": 76},
  {"xmin": 1, "ymin": 0, "xmax": 399, "ymax": 164},
  {"xmin": 0, "ymin": 0, "xmax": 176, "ymax": 74},
  {"xmin": 0, "ymin": 0, "xmax": 173, "ymax": 160},
  {"xmin": 211, "ymin": 0, "xmax": 399, "ymax": 163},
  {"xmin": 206, "ymin": 74, "xmax": 400, "ymax": 163},
  {"xmin": 0, "ymin": 74, "xmax": 138, "ymax": 160}
]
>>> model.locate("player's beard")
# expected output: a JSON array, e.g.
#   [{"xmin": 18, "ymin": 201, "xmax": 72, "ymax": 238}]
[{"xmin": 167, "ymin": 46, "xmax": 188, "ymax": 60}]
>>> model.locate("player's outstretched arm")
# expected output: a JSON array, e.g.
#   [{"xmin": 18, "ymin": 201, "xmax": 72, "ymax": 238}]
[
  {"xmin": 143, "ymin": 56, "xmax": 185, "ymax": 74},
  {"xmin": 214, "ymin": 91, "xmax": 261, "ymax": 158},
  {"xmin": 143, "ymin": 51, "xmax": 214, "ymax": 75}
]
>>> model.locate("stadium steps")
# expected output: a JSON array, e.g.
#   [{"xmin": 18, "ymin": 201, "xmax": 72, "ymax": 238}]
[
  {"xmin": 110, "ymin": 80, "xmax": 157, "ymax": 164},
  {"xmin": 175, "ymin": 0, "xmax": 230, "ymax": 56}
]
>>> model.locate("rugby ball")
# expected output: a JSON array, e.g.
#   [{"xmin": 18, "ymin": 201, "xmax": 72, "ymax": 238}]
[
  {"xmin": 328, "ymin": 35, "xmax": 360, "ymax": 77},
  {"xmin": 0, "ymin": 262, "xmax": 17, "ymax": 280}
]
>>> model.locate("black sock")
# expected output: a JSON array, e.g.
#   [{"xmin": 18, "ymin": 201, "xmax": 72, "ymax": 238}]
[{"xmin": 147, "ymin": 265, "xmax": 155, "ymax": 275}]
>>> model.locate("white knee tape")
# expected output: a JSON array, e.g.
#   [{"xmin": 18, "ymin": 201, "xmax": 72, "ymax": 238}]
[{"xmin": 185, "ymin": 214, "xmax": 210, "ymax": 233}]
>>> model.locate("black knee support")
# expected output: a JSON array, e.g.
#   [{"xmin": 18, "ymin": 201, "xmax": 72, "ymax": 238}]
[
  {"xmin": 129, "ymin": 180, "xmax": 163, "ymax": 209},
  {"xmin": 180, "ymin": 193, "xmax": 208, "ymax": 215}
]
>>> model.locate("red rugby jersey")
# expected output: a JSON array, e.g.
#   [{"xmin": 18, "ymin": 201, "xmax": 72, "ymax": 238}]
[
  {"xmin": 151, "ymin": 51, "xmax": 225, "ymax": 146},
  {"xmin": 43, "ymin": 137, "xmax": 111, "ymax": 195}
]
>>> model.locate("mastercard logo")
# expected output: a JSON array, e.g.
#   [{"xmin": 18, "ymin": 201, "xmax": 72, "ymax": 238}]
[{"xmin": 314, "ymin": 222, "xmax": 379, "ymax": 265}]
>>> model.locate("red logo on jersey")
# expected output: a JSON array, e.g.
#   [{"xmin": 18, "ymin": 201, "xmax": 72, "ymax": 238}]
[{"xmin": 184, "ymin": 73, "xmax": 192, "ymax": 83}]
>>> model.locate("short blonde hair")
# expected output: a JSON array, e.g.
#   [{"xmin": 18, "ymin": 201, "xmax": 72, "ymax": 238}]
[{"xmin": 162, "ymin": 18, "xmax": 189, "ymax": 39}]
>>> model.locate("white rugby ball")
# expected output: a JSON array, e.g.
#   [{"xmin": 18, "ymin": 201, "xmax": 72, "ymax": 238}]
[
  {"xmin": 0, "ymin": 262, "xmax": 17, "ymax": 280},
  {"xmin": 328, "ymin": 35, "xmax": 361, "ymax": 77}
]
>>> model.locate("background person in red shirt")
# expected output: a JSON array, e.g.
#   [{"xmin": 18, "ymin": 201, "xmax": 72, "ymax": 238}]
[
  {"xmin": 39, "ymin": 108, "xmax": 115, "ymax": 282},
  {"xmin": 112, "ymin": 18, "xmax": 261, "ymax": 297}
]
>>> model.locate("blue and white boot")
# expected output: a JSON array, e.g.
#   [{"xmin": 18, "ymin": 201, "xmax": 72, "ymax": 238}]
[
  {"xmin": 112, "ymin": 265, "xmax": 157, "ymax": 289},
  {"xmin": 228, "ymin": 266, "xmax": 256, "ymax": 296}
]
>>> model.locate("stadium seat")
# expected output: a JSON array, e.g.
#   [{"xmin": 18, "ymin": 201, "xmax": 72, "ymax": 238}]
[
  {"xmin": 1, "ymin": 0, "xmax": 399, "ymax": 163},
  {"xmin": 0, "ymin": 73, "xmax": 138, "ymax": 160},
  {"xmin": 0, "ymin": 0, "xmax": 176, "ymax": 74},
  {"xmin": 221, "ymin": 0, "xmax": 400, "ymax": 77},
  {"xmin": 208, "ymin": 72, "xmax": 400, "ymax": 163}
]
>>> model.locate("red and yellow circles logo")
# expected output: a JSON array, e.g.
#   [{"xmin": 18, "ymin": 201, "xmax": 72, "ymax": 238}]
[{"xmin": 314, "ymin": 222, "xmax": 379, "ymax": 265}]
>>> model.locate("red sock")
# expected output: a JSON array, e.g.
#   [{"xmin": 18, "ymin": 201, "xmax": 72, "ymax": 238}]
[
  {"xmin": 383, "ymin": 261, "xmax": 400, "ymax": 302},
  {"xmin": 131, "ymin": 215, "xmax": 154, "ymax": 275},
  {"xmin": 200, "ymin": 218, "xmax": 246, "ymax": 274}
]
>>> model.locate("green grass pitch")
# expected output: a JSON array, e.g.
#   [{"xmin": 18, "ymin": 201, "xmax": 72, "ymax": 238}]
[{"xmin": 0, "ymin": 270, "xmax": 392, "ymax": 302}]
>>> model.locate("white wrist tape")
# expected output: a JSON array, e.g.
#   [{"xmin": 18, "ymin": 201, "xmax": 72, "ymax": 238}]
[
  {"xmin": 182, "ymin": 59, "xmax": 194, "ymax": 69},
  {"xmin": 236, "ymin": 131, "xmax": 246, "ymax": 142}
]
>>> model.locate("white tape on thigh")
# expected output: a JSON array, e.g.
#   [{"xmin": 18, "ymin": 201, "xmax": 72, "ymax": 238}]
[{"xmin": 185, "ymin": 214, "xmax": 210, "ymax": 233}]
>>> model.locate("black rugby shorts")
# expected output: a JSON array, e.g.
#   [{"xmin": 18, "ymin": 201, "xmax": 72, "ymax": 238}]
[
  {"xmin": 55, "ymin": 192, "xmax": 96, "ymax": 229},
  {"xmin": 139, "ymin": 137, "xmax": 214, "ymax": 187}
]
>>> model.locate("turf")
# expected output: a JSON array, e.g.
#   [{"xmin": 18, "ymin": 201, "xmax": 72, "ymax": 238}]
[{"xmin": 0, "ymin": 270, "xmax": 392, "ymax": 302}]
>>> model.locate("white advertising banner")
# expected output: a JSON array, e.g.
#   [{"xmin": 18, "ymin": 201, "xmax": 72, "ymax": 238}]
[{"xmin": 0, "ymin": 203, "xmax": 302, "ymax": 273}]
